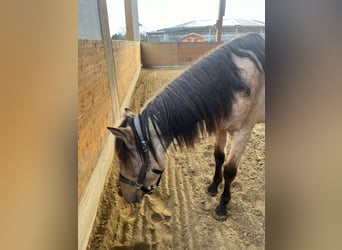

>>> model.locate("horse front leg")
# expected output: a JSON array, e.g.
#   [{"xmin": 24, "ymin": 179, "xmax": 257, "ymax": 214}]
[
  {"xmin": 207, "ymin": 129, "xmax": 227, "ymax": 196},
  {"xmin": 212, "ymin": 128, "xmax": 252, "ymax": 221}
]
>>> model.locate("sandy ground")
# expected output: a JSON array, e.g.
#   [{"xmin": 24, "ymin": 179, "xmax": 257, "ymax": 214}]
[{"xmin": 87, "ymin": 68, "xmax": 265, "ymax": 249}]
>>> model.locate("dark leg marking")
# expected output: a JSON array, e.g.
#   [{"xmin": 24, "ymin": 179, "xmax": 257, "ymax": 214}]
[
  {"xmin": 212, "ymin": 162, "xmax": 237, "ymax": 220},
  {"xmin": 207, "ymin": 149, "xmax": 225, "ymax": 196}
]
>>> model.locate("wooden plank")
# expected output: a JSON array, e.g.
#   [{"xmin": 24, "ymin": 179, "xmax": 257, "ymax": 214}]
[
  {"xmin": 141, "ymin": 43, "xmax": 178, "ymax": 66},
  {"xmin": 178, "ymin": 42, "xmax": 217, "ymax": 64},
  {"xmin": 78, "ymin": 135, "xmax": 114, "ymax": 250},
  {"xmin": 141, "ymin": 42, "xmax": 219, "ymax": 67},
  {"xmin": 120, "ymin": 67, "xmax": 141, "ymax": 110},
  {"xmin": 112, "ymin": 41, "xmax": 141, "ymax": 104},
  {"xmin": 98, "ymin": 0, "xmax": 120, "ymax": 122},
  {"xmin": 124, "ymin": 0, "xmax": 140, "ymax": 41}
]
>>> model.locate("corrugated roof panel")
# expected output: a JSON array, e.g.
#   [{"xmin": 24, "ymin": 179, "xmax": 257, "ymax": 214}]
[
  {"xmin": 169, "ymin": 19, "xmax": 264, "ymax": 29},
  {"xmin": 186, "ymin": 19, "xmax": 214, "ymax": 27},
  {"xmin": 153, "ymin": 19, "xmax": 264, "ymax": 34},
  {"xmin": 223, "ymin": 19, "xmax": 239, "ymax": 26}
]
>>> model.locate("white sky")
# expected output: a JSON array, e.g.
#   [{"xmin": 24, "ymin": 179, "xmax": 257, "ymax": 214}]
[{"xmin": 106, "ymin": 0, "xmax": 265, "ymax": 35}]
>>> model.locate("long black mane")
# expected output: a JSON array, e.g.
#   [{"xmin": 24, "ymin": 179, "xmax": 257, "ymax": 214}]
[{"xmin": 140, "ymin": 33, "xmax": 265, "ymax": 150}]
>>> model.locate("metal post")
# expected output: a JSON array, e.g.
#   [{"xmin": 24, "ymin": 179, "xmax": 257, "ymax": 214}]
[{"xmin": 216, "ymin": 0, "xmax": 226, "ymax": 42}]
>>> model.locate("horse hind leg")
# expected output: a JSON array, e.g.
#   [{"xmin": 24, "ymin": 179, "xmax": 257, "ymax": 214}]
[
  {"xmin": 207, "ymin": 129, "xmax": 227, "ymax": 196},
  {"xmin": 212, "ymin": 128, "xmax": 252, "ymax": 221}
]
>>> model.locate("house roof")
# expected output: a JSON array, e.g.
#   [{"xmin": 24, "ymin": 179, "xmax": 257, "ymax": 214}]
[
  {"xmin": 162, "ymin": 19, "xmax": 263, "ymax": 30},
  {"xmin": 148, "ymin": 19, "xmax": 264, "ymax": 35},
  {"xmin": 180, "ymin": 33, "xmax": 203, "ymax": 39}
]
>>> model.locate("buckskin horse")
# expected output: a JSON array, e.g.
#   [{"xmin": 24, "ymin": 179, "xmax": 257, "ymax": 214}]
[{"xmin": 108, "ymin": 33, "xmax": 265, "ymax": 220}]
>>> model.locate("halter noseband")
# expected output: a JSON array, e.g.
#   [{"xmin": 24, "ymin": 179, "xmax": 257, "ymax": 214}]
[{"xmin": 119, "ymin": 115, "xmax": 163, "ymax": 195}]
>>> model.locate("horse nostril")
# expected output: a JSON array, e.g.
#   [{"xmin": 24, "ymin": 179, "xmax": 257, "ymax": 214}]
[
  {"xmin": 117, "ymin": 188, "xmax": 123, "ymax": 197},
  {"xmin": 130, "ymin": 194, "xmax": 144, "ymax": 203}
]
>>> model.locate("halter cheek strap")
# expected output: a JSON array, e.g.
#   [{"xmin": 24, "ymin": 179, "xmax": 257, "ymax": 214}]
[
  {"xmin": 119, "ymin": 115, "xmax": 163, "ymax": 195},
  {"xmin": 133, "ymin": 116, "xmax": 150, "ymax": 186}
]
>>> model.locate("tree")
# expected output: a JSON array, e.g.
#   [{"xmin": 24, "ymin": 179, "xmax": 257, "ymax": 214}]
[
  {"xmin": 140, "ymin": 32, "xmax": 149, "ymax": 42},
  {"xmin": 111, "ymin": 28, "xmax": 127, "ymax": 40}
]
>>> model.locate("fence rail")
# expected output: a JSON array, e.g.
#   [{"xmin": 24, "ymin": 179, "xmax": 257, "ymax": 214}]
[{"xmin": 141, "ymin": 42, "xmax": 220, "ymax": 67}]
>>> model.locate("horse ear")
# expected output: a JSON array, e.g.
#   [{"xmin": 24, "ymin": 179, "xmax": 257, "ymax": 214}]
[
  {"xmin": 124, "ymin": 108, "xmax": 135, "ymax": 118},
  {"xmin": 107, "ymin": 127, "xmax": 134, "ymax": 147}
]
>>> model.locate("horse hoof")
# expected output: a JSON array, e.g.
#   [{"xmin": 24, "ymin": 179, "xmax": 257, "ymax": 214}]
[
  {"xmin": 211, "ymin": 210, "xmax": 227, "ymax": 221},
  {"xmin": 206, "ymin": 189, "xmax": 217, "ymax": 196},
  {"xmin": 206, "ymin": 186, "xmax": 218, "ymax": 196}
]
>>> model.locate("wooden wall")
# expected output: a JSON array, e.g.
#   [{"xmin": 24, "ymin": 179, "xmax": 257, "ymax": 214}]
[
  {"xmin": 112, "ymin": 40, "xmax": 141, "ymax": 105},
  {"xmin": 78, "ymin": 40, "xmax": 140, "ymax": 203},
  {"xmin": 78, "ymin": 40, "xmax": 113, "ymax": 203},
  {"xmin": 141, "ymin": 42, "xmax": 219, "ymax": 67}
]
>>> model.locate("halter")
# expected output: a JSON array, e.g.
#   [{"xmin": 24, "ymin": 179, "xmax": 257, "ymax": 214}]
[{"xmin": 119, "ymin": 115, "xmax": 163, "ymax": 195}]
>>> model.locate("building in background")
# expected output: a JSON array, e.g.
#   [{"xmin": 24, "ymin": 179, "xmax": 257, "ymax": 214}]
[
  {"xmin": 180, "ymin": 33, "xmax": 204, "ymax": 42},
  {"xmin": 147, "ymin": 19, "xmax": 265, "ymax": 42}
]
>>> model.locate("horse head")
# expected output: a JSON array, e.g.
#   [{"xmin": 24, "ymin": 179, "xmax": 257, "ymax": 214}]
[{"xmin": 107, "ymin": 108, "xmax": 165, "ymax": 203}]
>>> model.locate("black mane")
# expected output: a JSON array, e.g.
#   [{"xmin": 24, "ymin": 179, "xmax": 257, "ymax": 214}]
[{"xmin": 140, "ymin": 33, "xmax": 265, "ymax": 149}]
